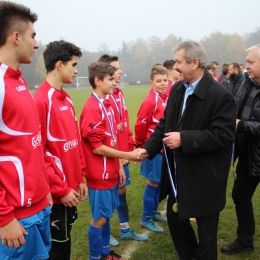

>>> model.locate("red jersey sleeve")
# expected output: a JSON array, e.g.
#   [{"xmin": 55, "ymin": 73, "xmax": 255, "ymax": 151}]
[{"xmin": 135, "ymin": 97, "xmax": 153, "ymax": 148}]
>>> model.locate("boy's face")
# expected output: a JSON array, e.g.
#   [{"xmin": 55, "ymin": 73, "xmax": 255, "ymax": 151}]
[
  {"xmin": 110, "ymin": 61, "xmax": 122, "ymax": 84},
  {"xmin": 18, "ymin": 22, "xmax": 39, "ymax": 64},
  {"xmin": 150, "ymin": 74, "xmax": 168, "ymax": 94},
  {"xmin": 60, "ymin": 55, "xmax": 78, "ymax": 84},
  {"xmin": 97, "ymin": 74, "xmax": 117, "ymax": 96}
]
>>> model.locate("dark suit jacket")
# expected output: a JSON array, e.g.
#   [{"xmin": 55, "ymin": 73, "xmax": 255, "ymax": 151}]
[{"xmin": 143, "ymin": 71, "xmax": 236, "ymax": 219}]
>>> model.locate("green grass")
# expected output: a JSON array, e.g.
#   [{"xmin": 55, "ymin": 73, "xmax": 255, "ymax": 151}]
[{"xmin": 64, "ymin": 85, "xmax": 260, "ymax": 260}]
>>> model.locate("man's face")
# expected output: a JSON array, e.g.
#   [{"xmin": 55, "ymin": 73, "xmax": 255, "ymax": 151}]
[
  {"xmin": 19, "ymin": 22, "xmax": 39, "ymax": 64},
  {"xmin": 246, "ymin": 49, "xmax": 260, "ymax": 84},
  {"xmin": 60, "ymin": 55, "xmax": 78, "ymax": 84},
  {"xmin": 150, "ymin": 73, "xmax": 168, "ymax": 94},
  {"xmin": 213, "ymin": 65, "xmax": 219, "ymax": 75},
  {"xmin": 174, "ymin": 48, "xmax": 194, "ymax": 83},
  {"xmin": 240, "ymin": 65, "xmax": 244, "ymax": 72},
  {"xmin": 228, "ymin": 65, "xmax": 236, "ymax": 77},
  {"xmin": 110, "ymin": 61, "xmax": 122, "ymax": 84}
]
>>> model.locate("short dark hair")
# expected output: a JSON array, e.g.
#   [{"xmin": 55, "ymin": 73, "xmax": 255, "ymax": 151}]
[
  {"xmin": 88, "ymin": 62, "xmax": 116, "ymax": 89},
  {"xmin": 98, "ymin": 54, "xmax": 118, "ymax": 64},
  {"xmin": 222, "ymin": 63, "xmax": 229, "ymax": 75},
  {"xmin": 163, "ymin": 60, "xmax": 176, "ymax": 70},
  {"xmin": 207, "ymin": 64, "xmax": 215, "ymax": 70},
  {"xmin": 43, "ymin": 40, "xmax": 82, "ymax": 73},
  {"xmin": 211, "ymin": 61, "xmax": 219, "ymax": 66},
  {"xmin": 0, "ymin": 1, "xmax": 38, "ymax": 47},
  {"xmin": 230, "ymin": 62, "xmax": 240, "ymax": 72}
]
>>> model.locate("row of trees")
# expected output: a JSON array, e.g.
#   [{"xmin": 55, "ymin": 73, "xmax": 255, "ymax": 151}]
[{"xmin": 21, "ymin": 27, "xmax": 260, "ymax": 89}]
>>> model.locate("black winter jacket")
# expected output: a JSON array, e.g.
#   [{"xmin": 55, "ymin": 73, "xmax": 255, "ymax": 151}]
[
  {"xmin": 228, "ymin": 72, "xmax": 245, "ymax": 97},
  {"xmin": 235, "ymin": 79, "xmax": 260, "ymax": 176}
]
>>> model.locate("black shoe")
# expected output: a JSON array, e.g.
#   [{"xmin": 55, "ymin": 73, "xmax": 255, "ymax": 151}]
[{"xmin": 220, "ymin": 241, "xmax": 254, "ymax": 254}]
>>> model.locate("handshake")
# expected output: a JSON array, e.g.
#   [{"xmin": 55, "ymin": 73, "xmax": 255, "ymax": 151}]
[{"xmin": 124, "ymin": 148, "xmax": 149, "ymax": 163}]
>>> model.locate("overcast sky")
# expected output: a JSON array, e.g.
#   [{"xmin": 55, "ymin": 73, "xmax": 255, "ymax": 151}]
[{"xmin": 14, "ymin": 0, "xmax": 260, "ymax": 52}]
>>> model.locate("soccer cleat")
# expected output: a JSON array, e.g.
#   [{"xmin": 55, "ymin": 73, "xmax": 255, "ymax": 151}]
[
  {"xmin": 101, "ymin": 250, "xmax": 124, "ymax": 260},
  {"xmin": 110, "ymin": 234, "xmax": 119, "ymax": 246},
  {"xmin": 152, "ymin": 212, "xmax": 167, "ymax": 222},
  {"xmin": 140, "ymin": 219, "xmax": 164, "ymax": 232},
  {"xmin": 119, "ymin": 229, "xmax": 148, "ymax": 241}
]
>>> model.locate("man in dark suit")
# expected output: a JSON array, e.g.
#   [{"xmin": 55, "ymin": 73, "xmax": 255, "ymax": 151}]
[{"xmin": 137, "ymin": 40, "xmax": 236, "ymax": 260}]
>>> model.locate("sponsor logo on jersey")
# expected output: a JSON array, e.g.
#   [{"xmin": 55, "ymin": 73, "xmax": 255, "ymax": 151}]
[
  {"xmin": 64, "ymin": 138, "xmax": 78, "ymax": 152},
  {"xmin": 32, "ymin": 131, "xmax": 42, "ymax": 148},
  {"xmin": 16, "ymin": 85, "xmax": 26, "ymax": 92},
  {"xmin": 59, "ymin": 106, "xmax": 68, "ymax": 111}
]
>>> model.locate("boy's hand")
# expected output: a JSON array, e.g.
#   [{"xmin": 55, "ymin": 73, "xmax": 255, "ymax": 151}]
[
  {"xmin": 120, "ymin": 158, "xmax": 130, "ymax": 166},
  {"xmin": 119, "ymin": 167, "xmax": 126, "ymax": 187},
  {"xmin": 60, "ymin": 189, "xmax": 80, "ymax": 207},
  {"xmin": 78, "ymin": 183, "xmax": 88, "ymax": 201},
  {"xmin": 47, "ymin": 192, "xmax": 53, "ymax": 209},
  {"xmin": 0, "ymin": 218, "xmax": 28, "ymax": 248}
]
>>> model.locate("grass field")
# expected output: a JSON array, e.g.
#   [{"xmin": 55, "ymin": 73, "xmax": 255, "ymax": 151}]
[{"xmin": 64, "ymin": 85, "xmax": 260, "ymax": 260}]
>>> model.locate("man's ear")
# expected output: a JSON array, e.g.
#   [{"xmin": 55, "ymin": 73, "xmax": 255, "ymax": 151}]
[
  {"xmin": 12, "ymin": 31, "xmax": 20, "ymax": 46},
  {"xmin": 55, "ymin": 61, "xmax": 63, "ymax": 71},
  {"xmin": 192, "ymin": 58, "xmax": 199, "ymax": 70}
]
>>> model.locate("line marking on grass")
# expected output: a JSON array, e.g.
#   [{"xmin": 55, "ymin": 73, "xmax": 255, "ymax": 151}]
[{"xmin": 121, "ymin": 207, "xmax": 167, "ymax": 260}]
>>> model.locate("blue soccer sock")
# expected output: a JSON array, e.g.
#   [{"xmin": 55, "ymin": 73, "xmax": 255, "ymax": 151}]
[
  {"xmin": 142, "ymin": 183, "xmax": 157, "ymax": 222},
  {"xmin": 117, "ymin": 193, "xmax": 130, "ymax": 233},
  {"xmin": 153, "ymin": 185, "xmax": 160, "ymax": 215},
  {"xmin": 101, "ymin": 219, "xmax": 110, "ymax": 256},
  {"xmin": 88, "ymin": 224, "xmax": 102, "ymax": 260}
]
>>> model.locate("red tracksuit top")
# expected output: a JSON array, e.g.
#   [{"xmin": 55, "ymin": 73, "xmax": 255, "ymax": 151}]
[
  {"xmin": 165, "ymin": 80, "xmax": 173, "ymax": 98},
  {"xmin": 80, "ymin": 93, "xmax": 119, "ymax": 190},
  {"xmin": 34, "ymin": 81, "xmax": 86, "ymax": 204},
  {"xmin": 106, "ymin": 87, "xmax": 135, "ymax": 152},
  {"xmin": 135, "ymin": 89, "xmax": 167, "ymax": 148},
  {"xmin": 0, "ymin": 63, "xmax": 49, "ymax": 227}
]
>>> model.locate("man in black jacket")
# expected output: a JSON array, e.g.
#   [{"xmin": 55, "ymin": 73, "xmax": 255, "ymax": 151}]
[
  {"xmin": 221, "ymin": 44, "xmax": 260, "ymax": 254},
  {"xmin": 227, "ymin": 62, "xmax": 245, "ymax": 96},
  {"xmin": 137, "ymin": 40, "xmax": 236, "ymax": 260}
]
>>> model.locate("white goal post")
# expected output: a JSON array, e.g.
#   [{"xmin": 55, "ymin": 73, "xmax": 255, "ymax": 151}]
[{"xmin": 76, "ymin": 76, "xmax": 88, "ymax": 90}]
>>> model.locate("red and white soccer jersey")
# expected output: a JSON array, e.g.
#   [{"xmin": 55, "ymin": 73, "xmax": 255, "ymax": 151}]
[
  {"xmin": 34, "ymin": 81, "xmax": 86, "ymax": 204},
  {"xmin": 135, "ymin": 90, "xmax": 167, "ymax": 149},
  {"xmin": 0, "ymin": 63, "xmax": 49, "ymax": 227},
  {"xmin": 106, "ymin": 87, "xmax": 135, "ymax": 152},
  {"xmin": 80, "ymin": 93, "xmax": 119, "ymax": 190},
  {"xmin": 165, "ymin": 80, "xmax": 173, "ymax": 97}
]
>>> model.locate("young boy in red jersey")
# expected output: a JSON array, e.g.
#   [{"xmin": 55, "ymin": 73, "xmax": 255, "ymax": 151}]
[
  {"xmin": 135, "ymin": 65, "xmax": 168, "ymax": 232},
  {"xmin": 0, "ymin": 2, "xmax": 51, "ymax": 259},
  {"xmin": 34, "ymin": 40, "xmax": 88, "ymax": 260},
  {"xmin": 98, "ymin": 54, "xmax": 148, "ymax": 245},
  {"xmin": 80, "ymin": 62, "xmax": 141, "ymax": 260},
  {"xmin": 163, "ymin": 60, "xmax": 180, "ymax": 97}
]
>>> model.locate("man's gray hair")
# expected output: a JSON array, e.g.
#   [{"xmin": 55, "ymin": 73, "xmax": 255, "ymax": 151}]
[
  {"xmin": 246, "ymin": 44, "xmax": 260, "ymax": 58},
  {"xmin": 176, "ymin": 40, "xmax": 207, "ymax": 69}
]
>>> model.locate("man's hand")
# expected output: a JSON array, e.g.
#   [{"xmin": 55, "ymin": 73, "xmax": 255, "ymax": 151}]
[
  {"xmin": 78, "ymin": 183, "xmax": 88, "ymax": 201},
  {"xmin": 119, "ymin": 167, "xmax": 126, "ymax": 187},
  {"xmin": 60, "ymin": 189, "xmax": 80, "ymax": 207},
  {"xmin": 236, "ymin": 119, "xmax": 240, "ymax": 130},
  {"xmin": 47, "ymin": 192, "xmax": 53, "ymax": 209},
  {"xmin": 0, "ymin": 218, "xmax": 28, "ymax": 248},
  {"xmin": 136, "ymin": 148, "xmax": 149, "ymax": 160},
  {"xmin": 163, "ymin": 132, "xmax": 181, "ymax": 149}
]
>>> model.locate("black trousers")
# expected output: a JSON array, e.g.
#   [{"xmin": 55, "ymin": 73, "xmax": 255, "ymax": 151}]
[
  {"xmin": 232, "ymin": 165, "xmax": 260, "ymax": 247},
  {"xmin": 48, "ymin": 238, "xmax": 71, "ymax": 260},
  {"xmin": 167, "ymin": 192, "xmax": 219, "ymax": 260}
]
